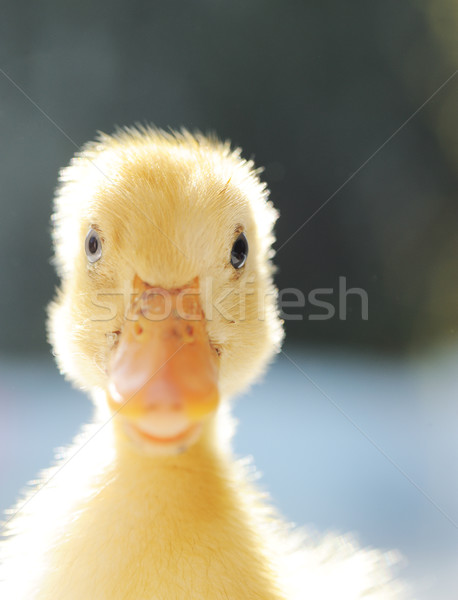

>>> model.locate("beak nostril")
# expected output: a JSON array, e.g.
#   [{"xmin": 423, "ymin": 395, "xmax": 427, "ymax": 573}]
[{"xmin": 183, "ymin": 324, "xmax": 194, "ymax": 343}]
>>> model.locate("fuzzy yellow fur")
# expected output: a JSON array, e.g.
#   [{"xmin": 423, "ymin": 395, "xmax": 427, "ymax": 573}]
[{"xmin": 0, "ymin": 128, "xmax": 406, "ymax": 598}]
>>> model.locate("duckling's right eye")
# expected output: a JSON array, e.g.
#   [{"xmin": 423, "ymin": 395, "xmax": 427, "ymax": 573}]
[
  {"xmin": 230, "ymin": 232, "xmax": 248, "ymax": 269},
  {"xmin": 85, "ymin": 229, "xmax": 102, "ymax": 263}
]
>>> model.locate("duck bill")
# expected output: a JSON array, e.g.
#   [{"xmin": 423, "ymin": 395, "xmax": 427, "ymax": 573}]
[{"xmin": 107, "ymin": 276, "xmax": 219, "ymax": 450}]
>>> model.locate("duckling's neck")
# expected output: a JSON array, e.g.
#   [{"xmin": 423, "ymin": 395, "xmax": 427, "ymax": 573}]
[{"xmin": 37, "ymin": 412, "xmax": 284, "ymax": 600}]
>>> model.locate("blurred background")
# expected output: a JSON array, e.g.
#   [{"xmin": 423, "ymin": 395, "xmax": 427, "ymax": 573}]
[{"xmin": 0, "ymin": 1, "xmax": 457, "ymax": 598}]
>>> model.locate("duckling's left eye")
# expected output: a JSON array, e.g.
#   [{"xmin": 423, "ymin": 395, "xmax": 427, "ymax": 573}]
[
  {"xmin": 230, "ymin": 232, "xmax": 248, "ymax": 269},
  {"xmin": 85, "ymin": 229, "xmax": 102, "ymax": 263}
]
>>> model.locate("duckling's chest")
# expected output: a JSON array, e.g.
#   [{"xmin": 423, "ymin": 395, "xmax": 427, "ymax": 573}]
[{"xmin": 34, "ymin": 459, "xmax": 284, "ymax": 600}]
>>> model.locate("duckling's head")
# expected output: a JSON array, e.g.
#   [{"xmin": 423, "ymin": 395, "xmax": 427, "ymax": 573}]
[{"xmin": 48, "ymin": 127, "xmax": 283, "ymax": 455}]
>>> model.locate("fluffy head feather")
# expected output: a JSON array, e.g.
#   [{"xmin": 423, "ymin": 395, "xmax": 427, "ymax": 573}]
[{"xmin": 48, "ymin": 127, "xmax": 283, "ymax": 400}]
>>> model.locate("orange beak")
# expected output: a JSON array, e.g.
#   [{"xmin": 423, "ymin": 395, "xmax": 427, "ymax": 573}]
[{"xmin": 107, "ymin": 276, "xmax": 219, "ymax": 452}]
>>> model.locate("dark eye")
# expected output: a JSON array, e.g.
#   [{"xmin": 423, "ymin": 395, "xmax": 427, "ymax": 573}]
[
  {"xmin": 230, "ymin": 232, "xmax": 248, "ymax": 269},
  {"xmin": 85, "ymin": 228, "xmax": 102, "ymax": 263}
]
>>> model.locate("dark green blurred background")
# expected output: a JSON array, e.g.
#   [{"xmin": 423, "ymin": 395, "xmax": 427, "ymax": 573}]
[{"xmin": 1, "ymin": 0, "xmax": 457, "ymax": 355}]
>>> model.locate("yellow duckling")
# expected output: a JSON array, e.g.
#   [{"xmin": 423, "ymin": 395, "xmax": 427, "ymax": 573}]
[{"xmin": 0, "ymin": 128, "xmax": 406, "ymax": 599}]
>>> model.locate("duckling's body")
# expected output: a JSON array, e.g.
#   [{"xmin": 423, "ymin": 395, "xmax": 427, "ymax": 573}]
[
  {"xmin": 1, "ymin": 408, "xmax": 403, "ymax": 599},
  {"xmin": 2, "ymin": 415, "xmax": 284, "ymax": 599},
  {"xmin": 0, "ymin": 128, "xmax": 406, "ymax": 599}
]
